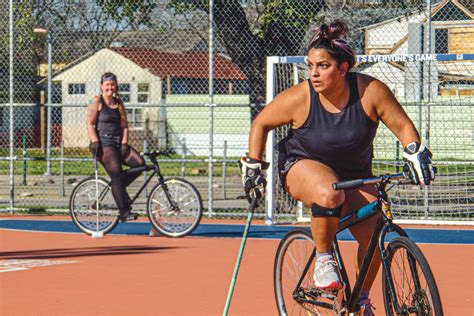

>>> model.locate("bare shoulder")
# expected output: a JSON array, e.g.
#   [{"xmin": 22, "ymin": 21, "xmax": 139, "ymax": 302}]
[
  {"xmin": 253, "ymin": 80, "xmax": 309, "ymax": 129},
  {"xmin": 357, "ymin": 73, "xmax": 391, "ymax": 96},
  {"xmin": 272, "ymin": 80, "xmax": 309, "ymax": 110},
  {"xmin": 88, "ymin": 96, "xmax": 100, "ymax": 106},
  {"xmin": 87, "ymin": 96, "xmax": 101, "ymax": 112}
]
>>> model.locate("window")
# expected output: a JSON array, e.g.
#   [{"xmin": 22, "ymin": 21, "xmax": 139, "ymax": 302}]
[
  {"xmin": 171, "ymin": 78, "xmax": 188, "ymax": 94},
  {"xmin": 118, "ymin": 83, "xmax": 131, "ymax": 103},
  {"xmin": 126, "ymin": 108, "xmax": 143, "ymax": 129},
  {"xmin": 435, "ymin": 29, "xmax": 448, "ymax": 54},
  {"xmin": 137, "ymin": 83, "xmax": 149, "ymax": 104},
  {"xmin": 68, "ymin": 83, "xmax": 85, "ymax": 95}
]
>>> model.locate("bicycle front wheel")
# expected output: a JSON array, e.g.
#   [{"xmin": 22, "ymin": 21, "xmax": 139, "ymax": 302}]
[
  {"xmin": 382, "ymin": 236, "xmax": 443, "ymax": 316},
  {"xmin": 275, "ymin": 229, "xmax": 334, "ymax": 315},
  {"xmin": 69, "ymin": 177, "xmax": 119, "ymax": 235},
  {"xmin": 147, "ymin": 177, "xmax": 203, "ymax": 238}
]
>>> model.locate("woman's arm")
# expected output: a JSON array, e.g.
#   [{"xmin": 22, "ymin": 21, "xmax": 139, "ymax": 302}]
[
  {"xmin": 248, "ymin": 82, "xmax": 309, "ymax": 160},
  {"xmin": 368, "ymin": 79, "xmax": 420, "ymax": 146},
  {"xmin": 368, "ymin": 78, "xmax": 435, "ymax": 186},
  {"xmin": 118, "ymin": 101, "xmax": 129, "ymax": 145},
  {"xmin": 86, "ymin": 96, "xmax": 100, "ymax": 143}
]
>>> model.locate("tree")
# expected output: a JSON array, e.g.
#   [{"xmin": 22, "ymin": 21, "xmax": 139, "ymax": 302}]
[
  {"xmin": 32, "ymin": 0, "xmax": 159, "ymax": 62},
  {"xmin": 169, "ymin": 0, "xmax": 325, "ymax": 103},
  {"xmin": 0, "ymin": 1, "xmax": 37, "ymax": 104}
]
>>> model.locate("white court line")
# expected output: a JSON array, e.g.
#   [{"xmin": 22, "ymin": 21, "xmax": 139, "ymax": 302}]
[{"xmin": 0, "ymin": 259, "xmax": 80, "ymax": 273}]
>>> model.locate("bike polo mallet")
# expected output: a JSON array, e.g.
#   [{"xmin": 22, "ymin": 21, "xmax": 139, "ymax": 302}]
[
  {"xmin": 91, "ymin": 151, "xmax": 103, "ymax": 239},
  {"xmin": 223, "ymin": 196, "xmax": 258, "ymax": 315}
]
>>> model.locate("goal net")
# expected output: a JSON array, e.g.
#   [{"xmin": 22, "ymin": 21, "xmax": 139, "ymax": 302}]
[{"xmin": 265, "ymin": 53, "xmax": 474, "ymax": 225}]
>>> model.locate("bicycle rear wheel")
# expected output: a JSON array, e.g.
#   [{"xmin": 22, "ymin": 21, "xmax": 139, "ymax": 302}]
[
  {"xmin": 382, "ymin": 236, "xmax": 443, "ymax": 316},
  {"xmin": 147, "ymin": 177, "xmax": 203, "ymax": 238},
  {"xmin": 274, "ymin": 229, "xmax": 335, "ymax": 315},
  {"xmin": 69, "ymin": 177, "xmax": 119, "ymax": 235}
]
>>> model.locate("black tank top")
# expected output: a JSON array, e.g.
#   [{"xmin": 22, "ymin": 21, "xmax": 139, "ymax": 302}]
[
  {"xmin": 96, "ymin": 96, "xmax": 122, "ymax": 136},
  {"xmin": 278, "ymin": 73, "xmax": 379, "ymax": 180}
]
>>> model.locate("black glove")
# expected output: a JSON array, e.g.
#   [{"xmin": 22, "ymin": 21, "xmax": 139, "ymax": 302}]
[
  {"xmin": 120, "ymin": 143, "xmax": 130, "ymax": 159},
  {"xmin": 238, "ymin": 156, "xmax": 270, "ymax": 204},
  {"xmin": 402, "ymin": 142, "xmax": 435, "ymax": 187},
  {"xmin": 89, "ymin": 141, "xmax": 100, "ymax": 158}
]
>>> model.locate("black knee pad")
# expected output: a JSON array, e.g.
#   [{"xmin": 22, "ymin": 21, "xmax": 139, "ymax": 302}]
[{"xmin": 311, "ymin": 203, "xmax": 343, "ymax": 218}]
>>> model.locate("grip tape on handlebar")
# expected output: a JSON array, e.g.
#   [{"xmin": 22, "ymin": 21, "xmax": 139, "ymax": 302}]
[{"xmin": 332, "ymin": 179, "xmax": 364, "ymax": 190}]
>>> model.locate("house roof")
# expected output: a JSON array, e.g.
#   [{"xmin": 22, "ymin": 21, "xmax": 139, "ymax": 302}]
[
  {"xmin": 361, "ymin": 0, "xmax": 473, "ymax": 31},
  {"xmin": 455, "ymin": 0, "xmax": 474, "ymax": 17},
  {"xmin": 362, "ymin": 0, "xmax": 474, "ymax": 55},
  {"xmin": 112, "ymin": 47, "xmax": 246, "ymax": 80},
  {"xmin": 41, "ymin": 47, "xmax": 246, "ymax": 84}
]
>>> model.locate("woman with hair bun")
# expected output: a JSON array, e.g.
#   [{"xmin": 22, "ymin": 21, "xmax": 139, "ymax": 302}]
[
  {"xmin": 86, "ymin": 72, "xmax": 146, "ymax": 222},
  {"xmin": 239, "ymin": 20, "xmax": 434, "ymax": 314}
]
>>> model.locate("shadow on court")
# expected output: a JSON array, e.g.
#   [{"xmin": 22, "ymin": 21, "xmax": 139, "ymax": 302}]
[{"xmin": 0, "ymin": 245, "xmax": 182, "ymax": 260}]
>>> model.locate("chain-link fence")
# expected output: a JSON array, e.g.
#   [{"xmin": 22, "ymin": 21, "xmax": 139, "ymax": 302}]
[{"xmin": 1, "ymin": 0, "xmax": 472, "ymax": 223}]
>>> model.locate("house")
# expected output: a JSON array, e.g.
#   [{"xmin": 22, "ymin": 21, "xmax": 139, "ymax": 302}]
[
  {"xmin": 360, "ymin": 0, "xmax": 474, "ymax": 99},
  {"xmin": 358, "ymin": 0, "xmax": 473, "ymax": 160},
  {"xmin": 47, "ymin": 47, "xmax": 248, "ymax": 155}
]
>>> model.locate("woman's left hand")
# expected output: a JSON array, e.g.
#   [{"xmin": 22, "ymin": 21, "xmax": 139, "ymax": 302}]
[{"xmin": 120, "ymin": 144, "xmax": 130, "ymax": 159}]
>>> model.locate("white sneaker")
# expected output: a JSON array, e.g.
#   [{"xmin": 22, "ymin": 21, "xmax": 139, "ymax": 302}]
[{"xmin": 314, "ymin": 257, "xmax": 342, "ymax": 289}]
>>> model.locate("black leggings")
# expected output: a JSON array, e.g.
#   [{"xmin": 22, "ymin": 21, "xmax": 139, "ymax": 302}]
[{"xmin": 99, "ymin": 145, "xmax": 145, "ymax": 213}]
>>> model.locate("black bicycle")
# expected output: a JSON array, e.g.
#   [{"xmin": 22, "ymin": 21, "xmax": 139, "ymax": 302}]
[
  {"xmin": 69, "ymin": 150, "xmax": 203, "ymax": 237},
  {"xmin": 274, "ymin": 173, "xmax": 443, "ymax": 315}
]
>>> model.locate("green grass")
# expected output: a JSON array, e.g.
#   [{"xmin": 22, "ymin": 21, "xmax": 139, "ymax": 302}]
[
  {"xmin": 0, "ymin": 148, "xmax": 242, "ymax": 177},
  {"xmin": 1, "ymin": 148, "xmax": 472, "ymax": 177}
]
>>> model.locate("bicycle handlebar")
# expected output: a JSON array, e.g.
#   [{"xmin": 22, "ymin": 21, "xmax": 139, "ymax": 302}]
[{"xmin": 332, "ymin": 173, "xmax": 406, "ymax": 191}]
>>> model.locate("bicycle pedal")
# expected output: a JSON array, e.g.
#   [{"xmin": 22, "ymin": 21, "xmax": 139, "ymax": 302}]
[
  {"xmin": 119, "ymin": 212, "xmax": 139, "ymax": 222},
  {"xmin": 310, "ymin": 287, "xmax": 339, "ymax": 300}
]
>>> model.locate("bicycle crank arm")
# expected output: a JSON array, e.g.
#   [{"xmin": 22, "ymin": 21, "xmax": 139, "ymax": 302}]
[{"xmin": 333, "ymin": 284, "xmax": 346, "ymax": 314}]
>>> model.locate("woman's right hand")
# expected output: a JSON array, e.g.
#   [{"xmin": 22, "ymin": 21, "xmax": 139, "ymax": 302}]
[
  {"xmin": 90, "ymin": 141, "xmax": 100, "ymax": 158},
  {"xmin": 120, "ymin": 143, "xmax": 130, "ymax": 160},
  {"xmin": 238, "ymin": 156, "xmax": 270, "ymax": 204}
]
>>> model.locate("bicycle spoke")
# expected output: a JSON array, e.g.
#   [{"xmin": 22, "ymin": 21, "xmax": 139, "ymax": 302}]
[
  {"xmin": 147, "ymin": 178, "xmax": 202, "ymax": 237},
  {"xmin": 70, "ymin": 178, "xmax": 118, "ymax": 235},
  {"xmin": 384, "ymin": 237, "xmax": 441, "ymax": 316},
  {"xmin": 275, "ymin": 230, "xmax": 336, "ymax": 316}
]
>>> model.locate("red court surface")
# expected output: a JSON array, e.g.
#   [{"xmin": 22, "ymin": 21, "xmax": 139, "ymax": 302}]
[{"xmin": 0, "ymin": 220, "xmax": 473, "ymax": 315}]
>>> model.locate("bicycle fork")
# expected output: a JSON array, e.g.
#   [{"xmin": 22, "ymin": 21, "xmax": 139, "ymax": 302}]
[{"xmin": 153, "ymin": 162, "xmax": 179, "ymax": 211}]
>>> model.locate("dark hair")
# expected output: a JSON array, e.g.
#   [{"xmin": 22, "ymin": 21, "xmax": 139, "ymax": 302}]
[
  {"xmin": 99, "ymin": 72, "xmax": 126, "ymax": 118},
  {"xmin": 306, "ymin": 20, "xmax": 355, "ymax": 69},
  {"xmin": 100, "ymin": 72, "xmax": 117, "ymax": 84}
]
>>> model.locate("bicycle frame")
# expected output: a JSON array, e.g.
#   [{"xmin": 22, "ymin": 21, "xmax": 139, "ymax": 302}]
[
  {"xmin": 97, "ymin": 152, "xmax": 178, "ymax": 210},
  {"xmin": 292, "ymin": 174, "xmax": 414, "ymax": 314}
]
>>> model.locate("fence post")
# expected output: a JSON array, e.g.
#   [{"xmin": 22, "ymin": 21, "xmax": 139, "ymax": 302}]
[
  {"xmin": 143, "ymin": 139, "xmax": 148, "ymax": 198},
  {"xmin": 60, "ymin": 140, "xmax": 65, "ymax": 196},
  {"xmin": 395, "ymin": 140, "xmax": 400, "ymax": 173},
  {"xmin": 222, "ymin": 140, "xmax": 227, "ymax": 199},
  {"xmin": 424, "ymin": 0, "xmax": 432, "ymax": 218},
  {"xmin": 9, "ymin": 0, "xmax": 14, "ymax": 214},
  {"xmin": 208, "ymin": 0, "xmax": 215, "ymax": 218},
  {"xmin": 22, "ymin": 134, "xmax": 27, "ymax": 185},
  {"xmin": 181, "ymin": 141, "xmax": 186, "ymax": 177}
]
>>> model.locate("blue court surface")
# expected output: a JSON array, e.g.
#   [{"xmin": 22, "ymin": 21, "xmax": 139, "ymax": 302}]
[{"xmin": 1, "ymin": 219, "xmax": 473, "ymax": 244}]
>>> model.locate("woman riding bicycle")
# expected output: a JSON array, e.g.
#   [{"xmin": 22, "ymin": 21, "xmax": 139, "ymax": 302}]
[
  {"xmin": 239, "ymin": 20, "xmax": 435, "ymax": 314},
  {"xmin": 86, "ymin": 72, "xmax": 146, "ymax": 222}
]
